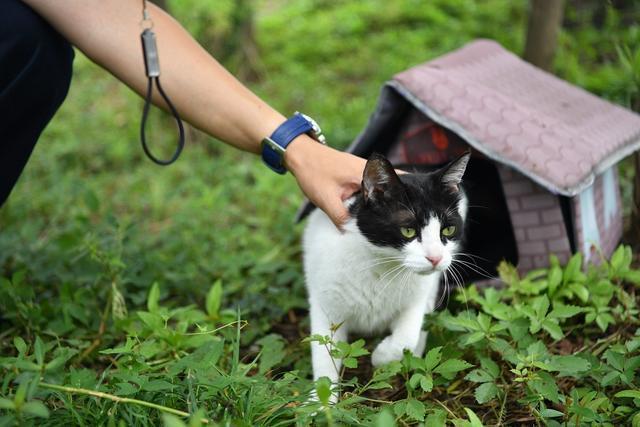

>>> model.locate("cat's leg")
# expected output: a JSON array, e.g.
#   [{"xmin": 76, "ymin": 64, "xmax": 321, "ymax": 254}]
[
  {"xmin": 371, "ymin": 301, "xmax": 426, "ymax": 367},
  {"xmin": 309, "ymin": 302, "xmax": 347, "ymax": 385},
  {"xmin": 415, "ymin": 330, "xmax": 428, "ymax": 357}
]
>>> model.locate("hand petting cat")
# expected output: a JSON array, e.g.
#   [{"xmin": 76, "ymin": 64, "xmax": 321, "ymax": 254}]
[{"xmin": 285, "ymin": 136, "xmax": 367, "ymax": 229}]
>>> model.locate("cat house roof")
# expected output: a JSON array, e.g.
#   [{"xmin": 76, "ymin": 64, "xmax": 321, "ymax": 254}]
[{"xmin": 349, "ymin": 39, "xmax": 640, "ymax": 196}]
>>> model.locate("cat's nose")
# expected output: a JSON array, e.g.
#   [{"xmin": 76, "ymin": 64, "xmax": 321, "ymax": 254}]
[{"xmin": 426, "ymin": 255, "xmax": 442, "ymax": 266}]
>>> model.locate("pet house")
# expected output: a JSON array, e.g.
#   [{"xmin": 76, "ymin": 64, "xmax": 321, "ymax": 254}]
[{"xmin": 299, "ymin": 40, "xmax": 640, "ymax": 282}]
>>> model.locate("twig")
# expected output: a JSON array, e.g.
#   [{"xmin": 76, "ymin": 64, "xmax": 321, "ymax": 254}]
[
  {"xmin": 75, "ymin": 287, "xmax": 112, "ymax": 364},
  {"xmin": 40, "ymin": 382, "xmax": 209, "ymax": 424}
]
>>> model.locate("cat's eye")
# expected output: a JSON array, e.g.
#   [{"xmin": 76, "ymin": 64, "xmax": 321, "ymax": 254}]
[
  {"xmin": 400, "ymin": 227, "xmax": 416, "ymax": 239},
  {"xmin": 441, "ymin": 226, "xmax": 456, "ymax": 237}
]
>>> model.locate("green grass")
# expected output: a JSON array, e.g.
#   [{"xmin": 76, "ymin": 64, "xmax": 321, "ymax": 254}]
[{"xmin": 1, "ymin": 1, "xmax": 640, "ymax": 425}]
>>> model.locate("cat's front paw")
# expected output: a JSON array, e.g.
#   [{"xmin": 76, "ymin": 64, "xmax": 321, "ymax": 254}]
[{"xmin": 371, "ymin": 336, "xmax": 405, "ymax": 367}]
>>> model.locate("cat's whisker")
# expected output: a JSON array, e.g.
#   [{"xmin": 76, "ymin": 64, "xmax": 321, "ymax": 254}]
[
  {"xmin": 447, "ymin": 263, "xmax": 470, "ymax": 313},
  {"xmin": 435, "ymin": 271, "xmax": 448, "ymax": 310},
  {"xmin": 377, "ymin": 264, "xmax": 408, "ymax": 296},
  {"xmin": 376, "ymin": 264, "xmax": 407, "ymax": 291},
  {"xmin": 455, "ymin": 251, "xmax": 491, "ymax": 263},
  {"xmin": 355, "ymin": 258, "xmax": 404, "ymax": 273},
  {"xmin": 452, "ymin": 258, "xmax": 494, "ymax": 279}
]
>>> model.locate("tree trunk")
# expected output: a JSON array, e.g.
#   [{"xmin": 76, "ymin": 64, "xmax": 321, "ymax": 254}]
[
  {"xmin": 524, "ymin": 0, "xmax": 566, "ymax": 72},
  {"xmin": 224, "ymin": 0, "xmax": 262, "ymax": 82}
]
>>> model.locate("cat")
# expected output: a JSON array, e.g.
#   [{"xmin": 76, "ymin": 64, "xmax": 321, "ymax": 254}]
[{"xmin": 302, "ymin": 152, "xmax": 470, "ymax": 397}]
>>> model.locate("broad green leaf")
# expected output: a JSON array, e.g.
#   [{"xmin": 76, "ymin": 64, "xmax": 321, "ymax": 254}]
[
  {"xmin": 530, "ymin": 372, "xmax": 560, "ymax": 403},
  {"xmin": 563, "ymin": 253, "xmax": 583, "ymax": 284},
  {"xmin": 610, "ymin": 245, "xmax": 630, "ymax": 273},
  {"xmin": 605, "ymin": 350, "xmax": 625, "ymax": 371},
  {"xmin": 420, "ymin": 375, "xmax": 433, "ymax": 392},
  {"xmin": 405, "ymin": 398, "xmax": 425, "ymax": 421},
  {"xmin": 461, "ymin": 331, "xmax": 486, "ymax": 345},
  {"xmin": 498, "ymin": 261, "xmax": 519, "ymax": 286},
  {"xmin": 541, "ymin": 319, "xmax": 564, "ymax": 340},
  {"xmin": 162, "ymin": 414, "xmax": 187, "ymax": 427},
  {"xmin": 548, "ymin": 265, "xmax": 563, "ymax": 295},
  {"xmin": 100, "ymin": 337, "xmax": 135, "ymax": 355},
  {"xmin": 474, "ymin": 382, "xmax": 499, "ymax": 404},
  {"xmin": 147, "ymin": 282, "xmax": 160, "ymax": 313},
  {"xmin": 188, "ymin": 409, "xmax": 207, "ymax": 427},
  {"xmin": 601, "ymin": 370, "xmax": 620, "ymax": 387},
  {"xmin": 0, "ymin": 398, "xmax": 15, "ymax": 410},
  {"xmin": 375, "ymin": 408, "xmax": 396, "ymax": 427},
  {"xmin": 424, "ymin": 346, "xmax": 443, "ymax": 371},
  {"xmin": 34, "ymin": 336, "xmax": 45, "ymax": 367},
  {"xmin": 138, "ymin": 311, "xmax": 164, "ymax": 330},
  {"xmin": 480, "ymin": 358, "xmax": 500, "ymax": 378},
  {"xmin": 465, "ymin": 369, "xmax": 493, "ymax": 383},
  {"xmin": 257, "ymin": 334, "xmax": 286, "ymax": 375},
  {"xmin": 349, "ymin": 339, "xmax": 370, "ymax": 357},
  {"xmin": 596, "ymin": 313, "xmax": 615, "ymax": 332},
  {"xmin": 615, "ymin": 390, "xmax": 640, "ymax": 400},
  {"xmin": 476, "ymin": 313, "xmax": 491, "ymax": 331},
  {"xmin": 205, "ymin": 280, "xmax": 223, "ymax": 319},
  {"xmin": 343, "ymin": 357, "xmax": 358, "ymax": 369},
  {"xmin": 21, "ymin": 401, "xmax": 49, "ymax": 418},
  {"xmin": 45, "ymin": 355, "xmax": 70, "ymax": 372},
  {"xmin": 433, "ymin": 359, "xmax": 473, "ymax": 378},
  {"xmin": 548, "ymin": 304, "xmax": 584, "ymax": 319},
  {"xmin": 540, "ymin": 408, "xmax": 564, "ymax": 418},
  {"xmin": 315, "ymin": 377, "xmax": 332, "ymax": 406},
  {"xmin": 115, "ymin": 382, "xmax": 138, "ymax": 396},
  {"xmin": 14, "ymin": 381, "xmax": 28, "ymax": 407},
  {"xmin": 393, "ymin": 400, "xmax": 407, "ymax": 417},
  {"xmin": 368, "ymin": 381, "xmax": 393, "ymax": 390},
  {"xmin": 464, "ymin": 407, "xmax": 484, "ymax": 427},
  {"xmin": 546, "ymin": 355, "xmax": 591, "ymax": 374},
  {"xmin": 625, "ymin": 270, "xmax": 640, "ymax": 285},
  {"xmin": 425, "ymin": 409, "xmax": 447, "ymax": 426},
  {"xmin": 13, "ymin": 337, "xmax": 27, "ymax": 356},
  {"xmin": 533, "ymin": 295, "xmax": 550, "ymax": 320},
  {"xmin": 408, "ymin": 373, "xmax": 423, "ymax": 389},
  {"xmin": 507, "ymin": 317, "xmax": 529, "ymax": 341}
]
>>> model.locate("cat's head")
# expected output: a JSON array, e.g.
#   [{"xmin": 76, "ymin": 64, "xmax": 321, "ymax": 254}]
[{"xmin": 351, "ymin": 152, "xmax": 470, "ymax": 275}]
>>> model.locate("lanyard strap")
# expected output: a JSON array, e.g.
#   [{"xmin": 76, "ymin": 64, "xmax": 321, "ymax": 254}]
[{"xmin": 139, "ymin": 0, "xmax": 185, "ymax": 165}]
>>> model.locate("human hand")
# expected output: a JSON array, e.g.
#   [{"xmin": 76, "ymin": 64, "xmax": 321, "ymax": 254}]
[{"xmin": 284, "ymin": 135, "xmax": 366, "ymax": 229}]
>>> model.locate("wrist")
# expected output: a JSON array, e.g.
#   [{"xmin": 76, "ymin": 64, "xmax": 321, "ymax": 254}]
[{"xmin": 283, "ymin": 134, "xmax": 319, "ymax": 175}]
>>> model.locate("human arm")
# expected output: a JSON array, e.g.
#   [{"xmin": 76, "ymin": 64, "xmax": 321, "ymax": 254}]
[{"xmin": 22, "ymin": 0, "xmax": 365, "ymax": 227}]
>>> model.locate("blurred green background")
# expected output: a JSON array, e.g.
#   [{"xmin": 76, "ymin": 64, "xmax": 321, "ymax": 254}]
[{"xmin": 1, "ymin": 0, "xmax": 638, "ymax": 336}]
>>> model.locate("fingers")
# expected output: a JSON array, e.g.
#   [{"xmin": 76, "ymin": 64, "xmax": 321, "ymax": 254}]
[{"xmin": 323, "ymin": 196, "xmax": 350, "ymax": 231}]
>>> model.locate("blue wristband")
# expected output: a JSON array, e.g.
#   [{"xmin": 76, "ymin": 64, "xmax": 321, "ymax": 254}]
[{"xmin": 261, "ymin": 113, "xmax": 322, "ymax": 174}]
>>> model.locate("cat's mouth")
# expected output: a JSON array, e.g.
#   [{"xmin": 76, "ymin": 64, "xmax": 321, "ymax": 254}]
[{"xmin": 406, "ymin": 264, "xmax": 439, "ymax": 275}]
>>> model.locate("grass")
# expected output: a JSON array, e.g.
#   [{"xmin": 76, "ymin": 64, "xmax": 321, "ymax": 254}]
[{"xmin": 1, "ymin": 0, "xmax": 639, "ymax": 425}]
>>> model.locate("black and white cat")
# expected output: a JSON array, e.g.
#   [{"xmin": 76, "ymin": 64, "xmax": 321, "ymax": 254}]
[{"xmin": 303, "ymin": 152, "xmax": 470, "ymax": 392}]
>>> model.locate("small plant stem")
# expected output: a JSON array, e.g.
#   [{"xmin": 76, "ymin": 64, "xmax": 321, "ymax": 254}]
[
  {"xmin": 497, "ymin": 384, "xmax": 510, "ymax": 426},
  {"xmin": 76, "ymin": 287, "xmax": 112, "ymax": 364},
  {"xmin": 433, "ymin": 398, "xmax": 457, "ymax": 418},
  {"xmin": 39, "ymin": 382, "xmax": 209, "ymax": 424}
]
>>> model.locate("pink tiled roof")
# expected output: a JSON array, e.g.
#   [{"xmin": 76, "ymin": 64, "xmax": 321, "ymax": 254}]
[{"xmin": 390, "ymin": 39, "xmax": 640, "ymax": 196}]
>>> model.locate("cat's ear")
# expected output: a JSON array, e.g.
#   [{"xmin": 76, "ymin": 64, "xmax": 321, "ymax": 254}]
[
  {"xmin": 439, "ymin": 151, "xmax": 470, "ymax": 192},
  {"xmin": 362, "ymin": 153, "xmax": 402, "ymax": 203}
]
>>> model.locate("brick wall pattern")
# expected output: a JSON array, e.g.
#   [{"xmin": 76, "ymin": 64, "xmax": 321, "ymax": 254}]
[{"xmin": 497, "ymin": 165, "xmax": 572, "ymax": 273}]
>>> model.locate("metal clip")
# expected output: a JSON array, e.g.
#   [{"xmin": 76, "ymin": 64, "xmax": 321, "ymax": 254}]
[{"xmin": 141, "ymin": 29, "xmax": 160, "ymax": 78}]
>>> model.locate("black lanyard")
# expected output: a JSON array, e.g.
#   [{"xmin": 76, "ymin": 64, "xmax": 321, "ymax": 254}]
[{"xmin": 139, "ymin": 0, "xmax": 185, "ymax": 165}]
